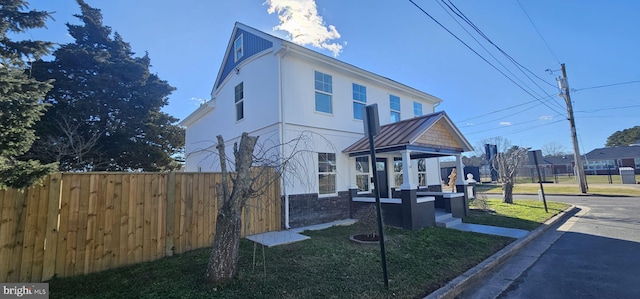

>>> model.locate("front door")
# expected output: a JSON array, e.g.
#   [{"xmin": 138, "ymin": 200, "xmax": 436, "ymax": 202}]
[{"xmin": 376, "ymin": 158, "xmax": 389, "ymax": 198}]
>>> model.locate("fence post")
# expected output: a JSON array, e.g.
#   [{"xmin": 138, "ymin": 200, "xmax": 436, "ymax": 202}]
[{"xmin": 42, "ymin": 173, "xmax": 62, "ymax": 281}]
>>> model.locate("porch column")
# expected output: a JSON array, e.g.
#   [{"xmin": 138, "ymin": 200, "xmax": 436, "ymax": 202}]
[
  {"xmin": 400, "ymin": 150, "xmax": 417, "ymax": 190},
  {"xmin": 455, "ymin": 154, "xmax": 465, "ymax": 185}
]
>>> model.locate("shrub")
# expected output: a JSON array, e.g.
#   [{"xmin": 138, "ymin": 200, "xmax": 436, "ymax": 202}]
[{"xmin": 354, "ymin": 205, "xmax": 382, "ymax": 237}]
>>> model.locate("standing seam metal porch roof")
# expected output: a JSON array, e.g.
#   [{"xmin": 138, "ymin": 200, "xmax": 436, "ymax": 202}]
[{"xmin": 343, "ymin": 111, "xmax": 473, "ymax": 157}]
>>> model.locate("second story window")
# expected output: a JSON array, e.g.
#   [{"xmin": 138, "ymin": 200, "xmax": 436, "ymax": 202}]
[
  {"xmin": 235, "ymin": 82, "xmax": 244, "ymax": 121},
  {"xmin": 413, "ymin": 102, "xmax": 423, "ymax": 117},
  {"xmin": 390, "ymin": 95, "xmax": 401, "ymax": 123},
  {"xmin": 352, "ymin": 83, "xmax": 367, "ymax": 120},
  {"xmin": 234, "ymin": 34, "xmax": 244, "ymax": 62},
  {"xmin": 314, "ymin": 71, "xmax": 333, "ymax": 114}
]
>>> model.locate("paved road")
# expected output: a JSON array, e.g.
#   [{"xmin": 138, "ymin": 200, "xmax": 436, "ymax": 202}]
[{"xmin": 461, "ymin": 194, "xmax": 640, "ymax": 299}]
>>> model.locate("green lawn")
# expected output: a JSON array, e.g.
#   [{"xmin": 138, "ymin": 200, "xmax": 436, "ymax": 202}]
[
  {"xmin": 465, "ymin": 199, "xmax": 570, "ymax": 230},
  {"xmin": 49, "ymin": 225, "xmax": 513, "ymax": 298},
  {"xmin": 48, "ymin": 197, "xmax": 573, "ymax": 298},
  {"xmin": 476, "ymin": 182, "xmax": 640, "ymax": 196}
]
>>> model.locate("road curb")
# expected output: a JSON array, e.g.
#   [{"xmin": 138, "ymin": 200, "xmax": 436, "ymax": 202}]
[{"xmin": 424, "ymin": 204, "xmax": 578, "ymax": 299}]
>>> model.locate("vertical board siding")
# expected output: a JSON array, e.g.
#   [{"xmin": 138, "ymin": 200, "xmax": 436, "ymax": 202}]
[{"xmin": 0, "ymin": 170, "xmax": 280, "ymax": 282}]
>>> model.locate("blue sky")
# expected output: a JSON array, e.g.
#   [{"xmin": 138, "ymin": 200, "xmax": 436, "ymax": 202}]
[{"xmin": 20, "ymin": 0, "xmax": 640, "ymax": 155}]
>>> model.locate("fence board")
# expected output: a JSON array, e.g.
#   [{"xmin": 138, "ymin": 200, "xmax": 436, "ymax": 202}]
[
  {"xmin": 120, "ymin": 175, "xmax": 130, "ymax": 266},
  {"xmin": 165, "ymin": 173, "xmax": 175, "ymax": 256},
  {"xmin": 54, "ymin": 176, "xmax": 72, "ymax": 278},
  {"xmin": 84, "ymin": 175, "xmax": 99, "ymax": 275},
  {"xmin": 42, "ymin": 173, "xmax": 62, "ymax": 281},
  {"xmin": 74, "ymin": 175, "xmax": 90, "ymax": 276},
  {"xmin": 64, "ymin": 176, "xmax": 80, "ymax": 276},
  {"xmin": 1, "ymin": 188, "xmax": 17, "ymax": 281},
  {"xmin": 126, "ymin": 175, "xmax": 137, "ymax": 264},
  {"xmin": 19, "ymin": 185, "xmax": 41, "ymax": 281},
  {"xmin": 110, "ymin": 175, "xmax": 123, "ymax": 269},
  {"xmin": 134, "ymin": 175, "xmax": 144, "ymax": 263},
  {"xmin": 32, "ymin": 178, "xmax": 51, "ymax": 282}
]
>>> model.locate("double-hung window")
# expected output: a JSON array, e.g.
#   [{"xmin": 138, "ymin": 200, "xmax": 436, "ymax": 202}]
[
  {"xmin": 318, "ymin": 153, "xmax": 336, "ymax": 195},
  {"xmin": 352, "ymin": 83, "xmax": 367, "ymax": 120},
  {"xmin": 413, "ymin": 101, "xmax": 423, "ymax": 117},
  {"xmin": 393, "ymin": 157, "xmax": 403, "ymax": 187},
  {"xmin": 235, "ymin": 82, "xmax": 244, "ymax": 121},
  {"xmin": 314, "ymin": 71, "xmax": 333, "ymax": 114},
  {"xmin": 390, "ymin": 95, "xmax": 401, "ymax": 123},
  {"xmin": 418, "ymin": 159, "xmax": 427, "ymax": 186},
  {"xmin": 355, "ymin": 156, "xmax": 370, "ymax": 192},
  {"xmin": 234, "ymin": 34, "xmax": 244, "ymax": 62}
]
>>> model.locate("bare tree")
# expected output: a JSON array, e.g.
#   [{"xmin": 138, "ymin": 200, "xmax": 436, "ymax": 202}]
[
  {"xmin": 492, "ymin": 146, "xmax": 528, "ymax": 204},
  {"xmin": 541, "ymin": 142, "xmax": 567, "ymax": 157},
  {"xmin": 202, "ymin": 131, "xmax": 336, "ymax": 285}
]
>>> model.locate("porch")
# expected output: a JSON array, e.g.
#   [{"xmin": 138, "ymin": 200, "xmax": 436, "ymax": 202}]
[{"xmin": 343, "ymin": 111, "xmax": 475, "ymax": 230}]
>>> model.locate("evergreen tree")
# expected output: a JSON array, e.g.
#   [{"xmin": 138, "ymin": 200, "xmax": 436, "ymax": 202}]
[
  {"xmin": 606, "ymin": 126, "xmax": 640, "ymax": 147},
  {"xmin": 0, "ymin": 0, "xmax": 57, "ymax": 188},
  {"xmin": 28, "ymin": 0, "xmax": 184, "ymax": 171}
]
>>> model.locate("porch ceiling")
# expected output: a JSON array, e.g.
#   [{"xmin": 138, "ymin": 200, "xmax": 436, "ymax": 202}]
[{"xmin": 343, "ymin": 111, "xmax": 473, "ymax": 157}]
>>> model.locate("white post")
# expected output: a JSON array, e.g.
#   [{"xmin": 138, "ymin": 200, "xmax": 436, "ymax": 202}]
[
  {"xmin": 455, "ymin": 155, "xmax": 465, "ymax": 185},
  {"xmin": 401, "ymin": 150, "xmax": 417, "ymax": 190}
]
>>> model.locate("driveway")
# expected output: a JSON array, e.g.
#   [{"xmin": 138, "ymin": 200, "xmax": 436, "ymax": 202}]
[{"xmin": 461, "ymin": 194, "xmax": 640, "ymax": 299}]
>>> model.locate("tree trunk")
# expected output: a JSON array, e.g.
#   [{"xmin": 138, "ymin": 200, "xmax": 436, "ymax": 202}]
[
  {"xmin": 502, "ymin": 182, "xmax": 514, "ymax": 204},
  {"xmin": 205, "ymin": 133, "xmax": 258, "ymax": 285},
  {"xmin": 205, "ymin": 208, "xmax": 242, "ymax": 284}
]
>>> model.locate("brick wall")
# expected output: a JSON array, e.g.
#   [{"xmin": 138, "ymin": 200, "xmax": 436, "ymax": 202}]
[{"xmin": 285, "ymin": 191, "xmax": 351, "ymax": 228}]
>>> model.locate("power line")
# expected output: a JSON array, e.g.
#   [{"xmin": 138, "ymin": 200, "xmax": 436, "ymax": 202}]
[
  {"xmin": 573, "ymin": 80, "xmax": 640, "ymax": 92},
  {"xmin": 408, "ymin": 0, "xmax": 565, "ymax": 116},
  {"xmin": 517, "ymin": 0, "xmax": 561, "ymax": 63},
  {"xmin": 443, "ymin": 0, "xmax": 558, "ymax": 90},
  {"xmin": 464, "ymin": 114, "xmax": 564, "ymax": 135}
]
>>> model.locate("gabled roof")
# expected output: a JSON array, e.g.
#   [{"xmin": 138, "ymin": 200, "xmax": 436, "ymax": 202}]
[
  {"xmin": 585, "ymin": 146, "xmax": 640, "ymax": 160},
  {"xmin": 343, "ymin": 111, "xmax": 473, "ymax": 157}
]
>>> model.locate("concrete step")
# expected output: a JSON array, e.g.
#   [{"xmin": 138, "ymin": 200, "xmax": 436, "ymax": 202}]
[
  {"xmin": 435, "ymin": 212, "xmax": 454, "ymax": 223},
  {"xmin": 436, "ymin": 216, "xmax": 462, "ymax": 228}
]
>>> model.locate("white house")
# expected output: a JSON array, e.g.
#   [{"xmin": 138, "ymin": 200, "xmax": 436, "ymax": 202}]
[{"xmin": 180, "ymin": 23, "xmax": 473, "ymax": 229}]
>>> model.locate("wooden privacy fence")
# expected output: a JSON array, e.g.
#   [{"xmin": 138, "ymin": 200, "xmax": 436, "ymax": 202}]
[{"xmin": 0, "ymin": 171, "xmax": 281, "ymax": 282}]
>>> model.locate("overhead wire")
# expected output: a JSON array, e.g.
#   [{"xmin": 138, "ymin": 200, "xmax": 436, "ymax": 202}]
[
  {"xmin": 573, "ymin": 80, "xmax": 640, "ymax": 92},
  {"xmin": 517, "ymin": 0, "xmax": 561, "ymax": 63},
  {"xmin": 408, "ymin": 0, "xmax": 566, "ymax": 116}
]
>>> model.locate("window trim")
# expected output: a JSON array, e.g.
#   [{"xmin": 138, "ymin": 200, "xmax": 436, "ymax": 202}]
[
  {"xmin": 352, "ymin": 83, "xmax": 367, "ymax": 120},
  {"xmin": 318, "ymin": 152, "xmax": 337, "ymax": 196},
  {"xmin": 355, "ymin": 156, "xmax": 370, "ymax": 193},
  {"xmin": 413, "ymin": 101, "xmax": 423, "ymax": 117},
  {"xmin": 393, "ymin": 157, "xmax": 403, "ymax": 187},
  {"xmin": 235, "ymin": 82, "xmax": 244, "ymax": 121},
  {"xmin": 390, "ymin": 95, "xmax": 401, "ymax": 123},
  {"xmin": 234, "ymin": 34, "xmax": 244, "ymax": 62},
  {"xmin": 314, "ymin": 71, "xmax": 333, "ymax": 114}
]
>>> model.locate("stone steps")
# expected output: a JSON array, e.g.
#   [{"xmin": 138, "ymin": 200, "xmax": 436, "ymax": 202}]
[{"xmin": 436, "ymin": 212, "xmax": 462, "ymax": 228}]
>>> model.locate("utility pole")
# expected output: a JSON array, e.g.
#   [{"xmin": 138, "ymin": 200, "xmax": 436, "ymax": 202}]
[{"xmin": 557, "ymin": 63, "xmax": 588, "ymax": 193}]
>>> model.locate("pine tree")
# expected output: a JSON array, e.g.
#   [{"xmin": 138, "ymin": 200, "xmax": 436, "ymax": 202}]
[
  {"xmin": 27, "ymin": 0, "xmax": 184, "ymax": 171},
  {"xmin": 0, "ymin": 0, "xmax": 57, "ymax": 188}
]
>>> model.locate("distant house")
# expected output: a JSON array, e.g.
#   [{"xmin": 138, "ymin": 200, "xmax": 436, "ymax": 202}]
[
  {"xmin": 584, "ymin": 146, "xmax": 640, "ymax": 174},
  {"xmin": 180, "ymin": 23, "xmax": 473, "ymax": 229}
]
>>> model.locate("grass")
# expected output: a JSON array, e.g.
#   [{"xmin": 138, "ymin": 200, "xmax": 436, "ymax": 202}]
[
  {"xmin": 515, "ymin": 174, "xmax": 640, "ymax": 185},
  {"xmin": 465, "ymin": 199, "xmax": 570, "ymax": 230},
  {"xmin": 476, "ymin": 182, "xmax": 640, "ymax": 196},
  {"xmin": 49, "ymin": 225, "xmax": 513, "ymax": 298}
]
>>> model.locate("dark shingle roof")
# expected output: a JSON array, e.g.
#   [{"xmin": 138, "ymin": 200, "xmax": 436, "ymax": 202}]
[{"xmin": 585, "ymin": 146, "xmax": 640, "ymax": 160}]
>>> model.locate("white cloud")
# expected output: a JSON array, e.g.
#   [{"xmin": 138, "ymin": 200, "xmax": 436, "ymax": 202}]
[
  {"xmin": 190, "ymin": 97, "xmax": 207, "ymax": 106},
  {"xmin": 265, "ymin": 0, "xmax": 343, "ymax": 57},
  {"xmin": 539, "ymin": 115, "xmax": 554, "ymax": 121},
  {"xmin": 466, "ymin": 122, "xmax": 475, "ymax": 126},
  {"xmin": 499, "ymin": 121, "xmax": 512, "ymax": 126}
]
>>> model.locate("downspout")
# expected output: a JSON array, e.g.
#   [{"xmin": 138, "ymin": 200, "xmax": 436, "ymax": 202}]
[{"xmin": 278, "ymin": 47, "xmax": 290, "ymax": 229}]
